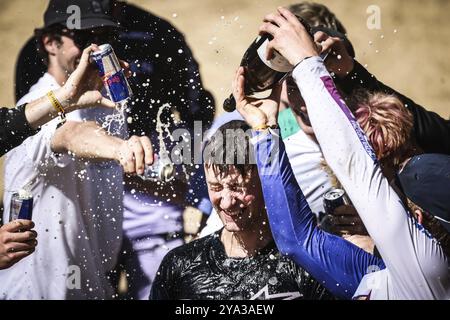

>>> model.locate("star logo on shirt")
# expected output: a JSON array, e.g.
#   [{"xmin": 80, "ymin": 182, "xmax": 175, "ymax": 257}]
[{"xmin": 250, "ymin": 285, "xmax": 302, "ymax": 300}]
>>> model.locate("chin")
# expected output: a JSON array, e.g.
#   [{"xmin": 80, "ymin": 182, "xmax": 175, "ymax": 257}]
[
  {"xmin": 223, "ymin": 221, "xmax": 242, "ymax": 233},
  {"xmin": 218, "ymin": 208, "xmax": 254, "ymax": 233}
]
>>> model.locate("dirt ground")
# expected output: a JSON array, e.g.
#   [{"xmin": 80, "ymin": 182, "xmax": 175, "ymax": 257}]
[{"xmin": 0, "ymin": 0, "xmax": 449, "ymax": 195}]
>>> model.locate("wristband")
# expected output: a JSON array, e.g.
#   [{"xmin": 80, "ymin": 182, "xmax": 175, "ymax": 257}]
[{"xmin": 46, "ymin": 90, "xmax": 66, "ymax": 123}]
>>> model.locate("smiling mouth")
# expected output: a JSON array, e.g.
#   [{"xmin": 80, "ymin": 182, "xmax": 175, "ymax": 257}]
[{"xmin": 222, "ymin": 208, "xmax": 245, "ymax": 219}]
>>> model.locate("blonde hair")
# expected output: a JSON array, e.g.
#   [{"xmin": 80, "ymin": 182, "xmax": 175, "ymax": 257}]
[{"xmin": 355, "ymin": 93, "xmax": 413, "ymax": 166}]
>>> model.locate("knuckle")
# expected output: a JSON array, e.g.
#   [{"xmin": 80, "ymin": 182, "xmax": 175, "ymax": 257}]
[
  {"xmin": 2, "ymin": 234, "xmax": 12, "ymax": 243},
  {"xmin": 3, "ymin": 255, "xmax": 13, "ymax": 264}
]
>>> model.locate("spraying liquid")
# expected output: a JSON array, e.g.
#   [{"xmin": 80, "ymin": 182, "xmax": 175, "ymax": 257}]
[
  {"xmin": 91, "ymin": 44, "xmax": 132, "ymax": 135},
  {"xmin": 100, "ymin": 100, "xmax": 128, "ymax": 134},
  {"xmin": 139, "ymin": 103, "xmax": 190, "ymax": 183}
]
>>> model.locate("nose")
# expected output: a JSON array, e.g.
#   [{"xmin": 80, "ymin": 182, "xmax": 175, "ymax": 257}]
[{"xmin": 220, "ymin": 190, "xmax": 237, "ymax": 211}]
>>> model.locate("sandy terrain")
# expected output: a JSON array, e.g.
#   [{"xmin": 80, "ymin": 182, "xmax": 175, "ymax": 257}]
[{"xmin": 0, "ymin": 0, "xmax": 449, "ymax": 197}]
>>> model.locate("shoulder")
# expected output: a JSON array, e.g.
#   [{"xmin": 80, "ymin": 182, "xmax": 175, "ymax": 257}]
[{"xmin": 17, "ymin": 74, "xmax": 59, "ymax": 106}]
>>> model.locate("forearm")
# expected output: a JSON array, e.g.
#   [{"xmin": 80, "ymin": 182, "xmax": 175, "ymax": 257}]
[
  {"xmin": 24, "ymin": 87, "xmax": 77, "ymax": 130},
  {"xmin": 252, "ymin": 129, "xmax": 384, "ymax": 299},
  {"xmin": 51, "ymin": 120, "xmax": 122, "ymax": 161}
]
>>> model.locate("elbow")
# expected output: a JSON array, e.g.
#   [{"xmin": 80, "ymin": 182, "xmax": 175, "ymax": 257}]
[{"xmin": 50, "ymin": 121, "xmax": 79, "ymax": 154}]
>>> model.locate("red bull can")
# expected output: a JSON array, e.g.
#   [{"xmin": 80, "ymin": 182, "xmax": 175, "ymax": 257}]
[
  {"xmin": 91, "ymin": 44, "xmax": 132, "ymax": 103},
  {"xmin": 323, "ymin": 188, "xmax": 348, "ymax": 215},
  {"xmin": 10, "ymin": 189, "xmax": 33, "ymax": 221}
]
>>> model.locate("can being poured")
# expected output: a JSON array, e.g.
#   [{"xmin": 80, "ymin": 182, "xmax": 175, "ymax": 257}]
[{"xmin": 91, "ymin": 44, "xmax": 133, "ymax": 104}]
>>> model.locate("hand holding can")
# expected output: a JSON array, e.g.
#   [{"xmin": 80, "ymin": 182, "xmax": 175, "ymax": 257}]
[{"xmin": 0, "ymin": 219, "xmax": 37, "ymax": 269}]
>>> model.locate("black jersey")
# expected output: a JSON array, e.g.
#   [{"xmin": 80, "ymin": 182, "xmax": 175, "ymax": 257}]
[{"xmin": 150, "ymin": 230, "xmax": 332, "ymax": 300}]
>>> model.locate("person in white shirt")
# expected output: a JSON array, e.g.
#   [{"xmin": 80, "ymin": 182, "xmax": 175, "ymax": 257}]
[
  {"xmin": 0, "ymin": 43, "xmax": 124, "ymax": 271},
  {"xmin": 0, "ymin": 3, "xmax": 152, "ymax": 299}
]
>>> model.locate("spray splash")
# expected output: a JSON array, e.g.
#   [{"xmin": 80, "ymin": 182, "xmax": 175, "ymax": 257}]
[
  {"xmin": 100, "ymin": 100, "xmax": 128, "ymax": 134},
  {"xmin": 154, "ymin": 104, "xmax": 190, "ymax": 182}
]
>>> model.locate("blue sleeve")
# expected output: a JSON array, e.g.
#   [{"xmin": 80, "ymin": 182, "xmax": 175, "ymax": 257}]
[{"xmin": 252, "ymin": 130, "xmax": 385, "ymax": 299}]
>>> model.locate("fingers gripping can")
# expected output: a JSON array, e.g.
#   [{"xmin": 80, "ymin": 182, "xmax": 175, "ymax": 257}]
[
  {"xmin": 10, "ymin": 189, "xmax": 33, "ymax": 221},
  {"xmin": 91, "ymin": 44, "xmax": 132, "ymax": 103},
  {"xmin": 323, "ymin": 188, "xmax": 348, "ymax": 215}
]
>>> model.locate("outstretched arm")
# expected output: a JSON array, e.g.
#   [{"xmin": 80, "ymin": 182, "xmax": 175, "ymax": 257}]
[
  {"xmin": 251, "ymin": 128, "xmax": 384, "ymax": 299},
  {"xmin": 51, "ymin": 121, "xmax": 154, "ymax": 175},
  {"xmin": 232, "ymin": 52, "xmax": 384, "ymax": 299}
]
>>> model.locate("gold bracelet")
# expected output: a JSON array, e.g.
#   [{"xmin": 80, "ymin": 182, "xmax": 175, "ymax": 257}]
[{"xmin": 46, "ymin": 90, "xmax": 66, "ymax": 122}]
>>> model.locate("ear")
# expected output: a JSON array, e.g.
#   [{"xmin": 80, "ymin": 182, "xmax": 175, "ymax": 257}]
[
  {"xmin": 42, "ymin": 35, "xmax": 60, "ymax": 56},
  {"xmin": 414, "ymin": 209, "xmax": 424, "ymax": 225}
]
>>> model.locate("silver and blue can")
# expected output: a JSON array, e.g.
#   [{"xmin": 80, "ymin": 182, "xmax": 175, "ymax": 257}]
[
  {"xmin": 91, "ymin": 44, "xmax": 132, "ymax": 103},
  {"xmin": 323, "ymin": 188, "xmax": 348, "ymax": 215},
  {"xmin": 140, "ymin": 154, "xmax": 175, "ymax": 183},
  {"xmin": 10, "ymin": 189, "xmax": 33, "ymax": 221}
]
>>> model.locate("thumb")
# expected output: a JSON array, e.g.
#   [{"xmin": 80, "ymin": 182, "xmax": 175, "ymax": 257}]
[
  {"xmin": 313, "ymin": 31, "xmax": 329, "ymax": 43},
  {"xmin": 76, "ymin": 44, "xmax": 96, "ymax": 74},
  {"xmin": 98, "ymin": 96, "xmax": 116, "ymax": 108},
  {"xmin": 244, "ymin": 194, "xmax": 255, "ymax": 204}
]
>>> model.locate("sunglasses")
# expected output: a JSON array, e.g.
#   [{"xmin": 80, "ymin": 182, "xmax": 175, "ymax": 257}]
[{"xmin": 60, "ymin": 28, "xmax": 118, "ymax": 48}]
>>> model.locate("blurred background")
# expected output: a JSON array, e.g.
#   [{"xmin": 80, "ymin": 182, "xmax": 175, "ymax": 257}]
[
  {"xmin": 1, "ymin": 0, "xmax": 449, "ymax": 116},
  {"xmin": 0, "ymin": 0, "xmax": 449, "ymax": 194}
]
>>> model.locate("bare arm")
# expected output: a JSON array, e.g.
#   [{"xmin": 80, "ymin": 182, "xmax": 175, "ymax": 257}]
[
  {"xmin": 25, "ymin": 44, "xmax": 130, "ymax": 130},
  {"xmin": 51, "ymin": 121, "xmax": 120, "ymax": 160},
  {"xmin": 51, "ymin": 121, "xmax": 153, "ymax": 174},
  {"xmin": 23, "ymin": 91, "xmax": 60, "ymax": 130}
]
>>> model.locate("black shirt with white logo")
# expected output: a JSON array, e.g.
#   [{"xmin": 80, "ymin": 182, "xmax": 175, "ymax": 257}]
[{"xmin": 150, "ymin": 230, "xmax": 332, "ymax": 300}]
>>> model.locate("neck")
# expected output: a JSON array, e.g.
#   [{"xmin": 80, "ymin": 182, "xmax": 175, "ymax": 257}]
[
  {"xmin": 221, "ymin": 218, "xmax": 272, "ymax": 258},
  {"xmin": 47, "ymin": 63, "xmax": 68, "ymax": 87},
  {"xmin": 294, "ymin": 112, "xmax": 318, "ymax": 143}
]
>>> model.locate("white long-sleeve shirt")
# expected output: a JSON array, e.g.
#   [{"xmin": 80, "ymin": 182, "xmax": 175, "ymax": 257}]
[
  {"xmin": 251, "ymin": 57, "xmax": 449, "ymax": 300},
  {"xmin": 0, "ymin": 73, "xmax": 126, "ymax": 299}
]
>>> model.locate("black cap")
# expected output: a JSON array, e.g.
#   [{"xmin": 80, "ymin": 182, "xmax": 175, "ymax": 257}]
[
  {"xmin": 43, "ymin": 0, "xmax": 119, "ymax": 30},
  {"xmin": 397, "ymin": 154, "xmax": 450, "ymax": 232}
]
